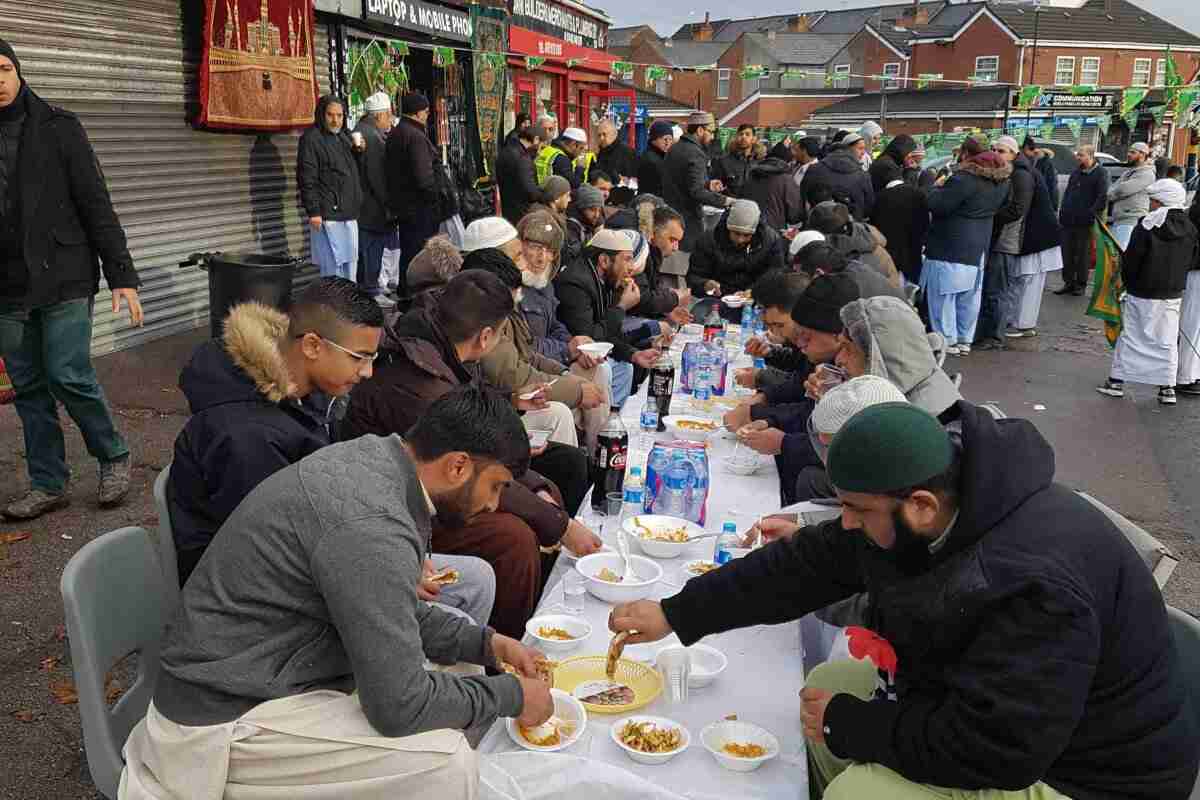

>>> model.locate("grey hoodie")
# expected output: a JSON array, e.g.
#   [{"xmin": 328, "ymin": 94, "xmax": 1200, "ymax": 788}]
[
  {"xmin": 840, "ymin": 296, "xmax": 962, "ymax": 418},
  {"xmin": 154, "ymin": 434, "xmax": 523, "ymax": 735},
  {"xmin": 1107, "ymin": 162, "xmax": 1156, "ymax": 226}
]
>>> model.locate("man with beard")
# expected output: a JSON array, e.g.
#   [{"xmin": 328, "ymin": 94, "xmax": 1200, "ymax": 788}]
[
  {"xmin": 591, "ymin": 118, "xmax": 639, "ymax": 185},
  {"xmin": 637, "ymin": 120, "xmax": 674, "ymax": 197},
  {"xmin": 122, "ymin": 386, "xmax": 556, "ymax": 800},
  {"xmin": 662, "ymin": 111, "xmax": 733, "ymax": 251},
  {"xmin": 610, "ymin": 401, "xmax": 1197, "ymax": 800},
  {"xmin": 711, "ymin": 124, "xmax": 758, "ymax": 199}
]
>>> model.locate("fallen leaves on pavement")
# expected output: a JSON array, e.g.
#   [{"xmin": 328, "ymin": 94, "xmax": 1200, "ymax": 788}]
[
  {"xmin": 105, "ymin": 674, "xmax": 125, "ymax": 706},
  {"xmin": 40, "ymin": 655, "xmax": 60, "ymax": 672},
  {"xmin": 12, "ymin": 710, "xmax": 38, "ymax": 723},
  {"xmin": 49, "ymin": 678, "xmax": 78, "ymax": 705},
  {"xmin": 53, "ymin": 624, "xmax": 65, "ymax": 642},
  {"xmin": 1, "ymin": 531, "xmax": 31, "ymax": 544}
]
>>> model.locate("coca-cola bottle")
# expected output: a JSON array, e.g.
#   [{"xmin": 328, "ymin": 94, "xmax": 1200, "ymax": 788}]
[
  {"xmin": 648, "ymin": 355, "xmax": 674, "ymax": 432},
  {"xmin": 590, "ymin": 409, "xmax": 629, "ymax": 511}
]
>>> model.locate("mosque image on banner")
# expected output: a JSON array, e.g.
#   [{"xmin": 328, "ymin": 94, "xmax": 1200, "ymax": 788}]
[
  {"xmin": 198, "ymin": 0, "xmax": 320, "ymax": 131},
  {"xmin": 472, "ymin": 5, "xmax": 508, "ymax": 176}
]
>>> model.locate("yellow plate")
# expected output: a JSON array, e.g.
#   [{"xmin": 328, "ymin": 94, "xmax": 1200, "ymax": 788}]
[{"xmin": 553, "ymin": 655, "xmax": 663, "ymax": 714}]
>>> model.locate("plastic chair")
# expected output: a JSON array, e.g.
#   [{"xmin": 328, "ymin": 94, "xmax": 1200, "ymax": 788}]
[
  {"xmin": 1166, "ymin": 606, "xmax": 1200, "ymax": 800},
  {"xmin": 152, "ymin": 465, "xmax": 180, "ymax": 611},
  {"xmin": 60, "ymin": 527, "xmax": 169, "ymax": 799},
  {"xmin": 1078, "ymin": 492, "xmax": 1179, "ymax": 590}
]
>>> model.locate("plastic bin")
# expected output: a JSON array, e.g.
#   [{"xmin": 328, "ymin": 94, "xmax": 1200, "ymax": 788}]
[{"xmin": 182, "ymin": 252, "xmax": 301, "ymax": 338}]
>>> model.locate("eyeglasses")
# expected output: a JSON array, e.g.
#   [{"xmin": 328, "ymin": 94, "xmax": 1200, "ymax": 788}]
[{"xmin": 296, "ymin": 333, "xmax": 379, "ymax": 362}]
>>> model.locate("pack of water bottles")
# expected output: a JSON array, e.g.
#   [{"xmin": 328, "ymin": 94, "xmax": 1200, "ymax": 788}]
[
  {"xmin": 679, "ymin": 341, "xmax": 728, "ymax": 397},
  {"xmin": 643, "ymin": 440, "xmax": 710, "ymax": 525}
]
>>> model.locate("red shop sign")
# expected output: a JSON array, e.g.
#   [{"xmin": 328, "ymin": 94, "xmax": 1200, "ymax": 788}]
[{"xmin": 509, "ymin": 26, "xmax": 615, "ymax": 71}]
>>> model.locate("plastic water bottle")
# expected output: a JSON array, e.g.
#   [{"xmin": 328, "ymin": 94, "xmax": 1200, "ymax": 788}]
[
  {"xmin": 693, "ymin": 349, "xmax": 713, "ymax": 402},
  {"xmin": 713, "ymin": 521, "xmax": 739, "ymax": 565},
  {"xmin": 753, "ymin": 356, "xmax": 766, "ymax": 371},
  {"xmin": 656, "ymin": 470, "xmax": 689, "ymax": 517},
  {"xmin": 752, "ymin": 307, "xmax": 766, "ymax": 338},
  {"xmin": 639, "ymin": 395, "xmax": 659, "ymax": 433},
  {"xmin": 622, "ymin": 466, "xmax": 645, "ymax": 513},
  {"xmin": 740, "ymin": 303, "xmax": 754, "ymax": 347}
]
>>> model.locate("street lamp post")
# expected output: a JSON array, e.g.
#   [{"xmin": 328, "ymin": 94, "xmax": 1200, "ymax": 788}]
[{"xmin": 1024, "ymin": 0, "xmax": 1042, "ymax": 130}]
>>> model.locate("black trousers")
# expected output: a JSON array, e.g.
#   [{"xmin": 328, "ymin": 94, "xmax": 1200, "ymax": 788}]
[
  {"xmin": 1061, "ymin": 225, "xmax": 1093, "ymax": 289},
  {"xmin": 396, "ymin": 209, "xmax": 440, "ymax": 294},
  {"xmin": 976, "ymin": 250, "xmax": 1011, "ymax": 341},
  {"xmin": 531, "ymin": 442, "xmax": 589, "ymax": 516}
]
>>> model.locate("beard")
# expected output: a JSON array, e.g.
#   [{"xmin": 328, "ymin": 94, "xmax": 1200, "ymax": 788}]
[
  {"xmin": 883, "ymin": 506, "xmax": 933, "ymax": 575},
  {"xmin": 522, "ymin": 269, "xmax": 550, "ymax": 289},
  {"xmin": 432, "ymin": 475, "xmax": 480, "ymax": 530}
]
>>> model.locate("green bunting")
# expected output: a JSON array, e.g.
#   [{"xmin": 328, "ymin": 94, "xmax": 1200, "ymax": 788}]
[
  {"xmin": 739, "ymin": 65, "xmax": 767, "ymax": 80},
  {"xmin": 1120, "ymin": 88, "xmax": 1148, "ymax": 117},
  {"xmin": 1065, "ymin": 118, "xmax": 1083, "ymax": 140},
  {"xmin": 645, "ymin": 65, "xmax": 669, "ymax": 89},
  {"xmin": 525, "ymin": 56, "xmax": 546, "ymax": 70},
  {"xmin": 781, "ymin": 68, "xmax": 808, "ymax": 81},
  {"xmin": 1096, "ymin": 115, "xmax": 1112, "ymax": 136},
  {"xmin": 1175, "ymin": 89, "xmax": 1200, "ymax": 121},
  {"xmin": 566, "ymin": 58, "xmax": 581, "ymax": 68},
  {"xmin": 388, "ymin": 41, "xmax": 409, "ymax": 57},
  {"xmin": 433, "ymin": 46, "xmax": 455, "ymax": 68},
  {"xmin": 916, "ymin": 73, "xmax": 940, "ymax": 90},
  {"xmin": 1070, "ymin": 84, "xmax": 1096, "ymax": 96},
  {"xmin": 1017, "ymin": 85, "xmax": 1042, "ymax": 110},
  {"xmin": 612, "ymin": 61, "xmax": 634, "ymax": 79},
  {"xmin": 1039, "ymin": 122, "xmax": 1056, "ymax": 139},
  {"xmin": 824, "ymin": 72, "xmax": 834, "ymax": 87}
]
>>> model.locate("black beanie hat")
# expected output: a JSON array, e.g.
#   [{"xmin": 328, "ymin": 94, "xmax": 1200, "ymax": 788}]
[
  {"xmin": 401, "ymin": 91, "xmax": 430, "ymax": 115},
  {"xmin": 462, "ymin": 247, "xmax": 522, "ymax": 290},
  {"xmin": 0, "ymin": 39, "xmax": 21, "ymax": 78},
  {"xmin": 791, "ymin": 273, "xmax": 860, "ymax": 333}
]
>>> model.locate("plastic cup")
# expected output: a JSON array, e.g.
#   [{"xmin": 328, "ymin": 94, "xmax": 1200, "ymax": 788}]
[
  {"xmin": 606, "ymin": 491, "xmax": 624, "ymax": 518},
  {"xmin": 563, "ymin": 570, "xmax": 586, "ymax": 614},
  {"xmin": 657, "ymin": 647, "xmax": 691, "ymax": 704}
]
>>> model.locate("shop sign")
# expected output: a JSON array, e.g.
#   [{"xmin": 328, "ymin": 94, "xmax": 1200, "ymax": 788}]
[
  {"xmin": 1010, "ymin": 90, "xmax": 1115, "ymax": 111},
  {"xmin": 509, "ymin": 25, "xmax": 615, "ymax": 69},
  {"xmin": 364, "ymin": 0, "xmax": 473, "ymax": 42},
  {"xmin": 510, "ymin": 0, "xmax": 607, "ymax": 50}
]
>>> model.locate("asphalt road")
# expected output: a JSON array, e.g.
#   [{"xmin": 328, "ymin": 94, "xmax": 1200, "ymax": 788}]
[{"xmin": 0, "ymin": 287, "xmax": 1196, "ymax": 799}]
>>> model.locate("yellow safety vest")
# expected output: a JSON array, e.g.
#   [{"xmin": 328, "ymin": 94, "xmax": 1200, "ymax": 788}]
[
  {"xmin": 575, "ymin": 151, "xmax": 596, "ymax": 184},
  {"xmin": 535, "ymin": 145, "xmax": 567, "ymax": 185}
]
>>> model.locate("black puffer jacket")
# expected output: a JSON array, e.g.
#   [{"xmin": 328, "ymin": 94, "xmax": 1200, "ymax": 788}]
[
  {"xmin": 742, "ymin": 157, "xmax": 804, "ymax": 231},
  {"xmin": 662, "ymin": 402, "xmax": 1198, "ymax": 800},
  {"xmin": 801, "ymin": 148, "xmax": 875, "ymax": 220},
  {"xmin": 1019, "ymin": 163, "xmax": 1061, "ymax": 257},
  {"xmin": 636, "ymin": 144, "xmax": 669, "ymax": 198},
  {"xmin": 496, "ymin": 138, "xmax": 540, "ymax": 225},
  {"xmin": 594, "ymin": 138, "xmax": 639, "ymax": 182},
  {"xmin": 868, "ymin": 134, "xmax": 917, "ymax": 195},
  {"xmin": 385, "ymin": 116, "xmax": 438, "ymax": 219},
  {"xmin": 297, "ymin": 95, "xmax": 362, "ymax": 222},
  {"xmin": 1122, "ymin": 209, "xmax": 1199, "ymax": 300},
  {"xmin": 662, "ymin": 135, "xmax": 728, "ymax": 251},
  {"xmin": 710, "ymin": 148, "xmax": 755, "ymax": 199},
  {"xmin": 687, "ymin": 216, "xmax": 787, "ymax": 295},
  {"xmin": 0, "ymin": 87, "xmax": 139, "ymax": 309}
]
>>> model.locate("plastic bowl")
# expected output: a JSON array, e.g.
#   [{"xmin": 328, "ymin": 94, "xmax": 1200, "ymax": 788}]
[
  {"xmin": 680, "ymin": 560, "xmax": 720, "ymax": 583},
  {"xmin": 723, "ymin": 455, "xmax": 763, "ymax": 476},
  {"xmin": 578, "ymin": 342, "xmax": 614, "ymax": 359},
  {"xmin": 662, "ymin": 415, "xmax": 721, "ymax": 442},
  {"xmin": 506, "ymin": 689, "xmax": 587, "ymax": 752},
  {"xmin": 722, "ymin": 294, "xmax": 748, "ymax": 308},
  {"xmin": 656, "ymin": 644, "xmax": 728, "ymax": 689},
  {"xmin": 622, "ymin": 514, "xmax": 704, "ymax": 559},
  {"xmin": 700, "ymin": 720, "xmax": 780, "ymax": 772},
  {"xmin": 575, "ymin": 553, "xmax": 663, "ymax": 604},
  {"xmin": 525, "ymin": 614, "xmax": 592, "ymax": 656},
  {"xmin": 610, "ymin": 715, "xmax": 691, "ymax": 765}
]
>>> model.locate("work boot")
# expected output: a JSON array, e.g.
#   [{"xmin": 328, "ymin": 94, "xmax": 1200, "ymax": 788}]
[
  {"xmin": 98, "ymin": 454, "xmax": 132, "ymax": 507},
  {"xmin": 4, "ymin": 489, "xmax": 69, "ymax": 520}
]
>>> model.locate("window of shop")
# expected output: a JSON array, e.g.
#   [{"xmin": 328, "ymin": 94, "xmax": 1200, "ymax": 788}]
[
  {"xmin": 717, "ymin": 68, "xmax": 731, "ymax": 99},
  {"xmin": 1055, "ymin": 56, "xmax": 1075, "ymax": 86},
  {"xmin": 882, "ymin": 62, "xmax": 901, "ymax": 89},
  {"xmin": 974, "ymin": 56, "xmax": 998, "ymax": 84},
  {"xmin": 1132, "ymin": 57, "xmax": 1151, "ymax": 87},
  {"xmin": 1155, "ymin": 58, "xmax": 1166, "ymax": 87},
  {"xmin": 834, "ymin": 64, "xmax": 850, "ymax": 89},
  {"xmin": 1080, "ymin": 57, "xmax": 1101, "ymax": 86}
]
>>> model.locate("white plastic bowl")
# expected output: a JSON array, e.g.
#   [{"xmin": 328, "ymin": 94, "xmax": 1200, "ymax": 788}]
[
  {"xmin": 700, "ymin": 720, "xmax": 780, "ymax": 772},
  {"xmin": 525, "ymin": 614, "xmax": 592, "ymax": 656},
  {"xmin": 622, "ymin": 514, "xmax": 704, "ymax": 559},
  {"xmin": 662, "ymin": 414, "xmax": 721, "ymax": 442},
  {"xmin": 506, "ymin": 689, "xmax": 587, "ymax": 752},
  {"xmin": 610, "ymin": 715, "xmax": 691, "ymax": 765},
  {"xmin": 723, "ymin": 455, "xmax": 763, "ymax": 476},
  {"xmin": 656, "ymin": 644, "xmax": 728, "ymax": 689},
  {"xmin": 578, "ymin": 342, "xmax": 613, "ymax": 359},
  {"xmin": 722, "ymin": 294, "xmax": 748, "ymax": 308},
  {"xmin": 575, "ymin": 553, "xmax": 663, "ymax": 604},
  {"xmin": 680, "ymin": 559, "xmax": 720, "ymax": 583}
]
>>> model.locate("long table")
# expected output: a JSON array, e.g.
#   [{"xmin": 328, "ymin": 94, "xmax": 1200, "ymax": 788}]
[{"xmin": 479, "ymin": 356, "xmax": 810, "ymax": 799}]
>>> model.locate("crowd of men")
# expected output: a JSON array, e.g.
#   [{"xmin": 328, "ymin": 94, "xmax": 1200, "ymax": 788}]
[{"xmin": 0, "ymin": 41, "xmax": 1196, "ymax": 799}]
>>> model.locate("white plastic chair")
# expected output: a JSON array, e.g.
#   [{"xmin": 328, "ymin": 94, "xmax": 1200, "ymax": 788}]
[
  {"xmin": 152, "ymin": 465, "xmax": 180, "ymax": 611},
  {"xmin": 1166, "ymin": 606, "xmax": 1200, "ymax": 800}
]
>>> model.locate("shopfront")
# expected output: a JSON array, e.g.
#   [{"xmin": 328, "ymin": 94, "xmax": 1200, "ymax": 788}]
[
  {"xmin": 1004, "ymin": 89, "xmax": 1116, "ymax": 153},
  {"xmin": 506, "ymin": 0, "xmax": 616, "ymax": 141}
]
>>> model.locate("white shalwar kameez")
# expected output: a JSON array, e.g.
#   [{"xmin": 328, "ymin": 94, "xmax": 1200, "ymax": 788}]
[
  {"xmin": 1111, "ymin": 294, "xmax": 1182, "ymax": 386},
  {"xmin": 1177, "ymin": 271, "xmax": 1200, "ymax": 385},
  {"xmin": 1010, "ymin": 246, "xmax": 1063, "ymax": 330}
]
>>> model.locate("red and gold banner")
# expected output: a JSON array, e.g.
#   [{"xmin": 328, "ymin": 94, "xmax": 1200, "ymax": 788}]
[{"xmin": 197, "ymin": 0, "xmax": 319, "ymax": 131}]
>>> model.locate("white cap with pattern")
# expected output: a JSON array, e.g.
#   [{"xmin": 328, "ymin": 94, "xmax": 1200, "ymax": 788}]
[
  {"xmin": 461, "ymin": 217, "xmax": 518, "ymax": 252},
  {"xmin": 812, "ymin": 375, "xmax": 908, "ymax": 436}
]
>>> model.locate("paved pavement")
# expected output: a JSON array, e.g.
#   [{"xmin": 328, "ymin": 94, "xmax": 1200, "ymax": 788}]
[{"xmin": 0, "ymin": 287, "xmax": 1196, "ymax": 799}]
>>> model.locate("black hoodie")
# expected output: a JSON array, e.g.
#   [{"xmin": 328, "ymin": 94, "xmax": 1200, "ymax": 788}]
[
  {"xmin": 801, "ymin": 147, "xmax": 875, "ymax": 220},
  {"xmin": 1121, "ymin": 208, "xmax": 1199, "ymax": 300},
  {"xmin": 661, "ymin": 402, "xmax": 1197, "ymax": 800},
  {"xmin": 742, "ymin": 156, "xmax": 804, "ymax": 231},
  {"xmin": 296, "ymin": 95, "xmax": 362, "ymax": 221},
  {"xmin": 869, "ymin": 134, "xmax": 917, "ymax": 195}
]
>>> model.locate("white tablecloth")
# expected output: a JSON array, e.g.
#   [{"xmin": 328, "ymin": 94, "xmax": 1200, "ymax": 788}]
[{"xmin": 479, "ymin": 369, "xmax": 810, "ymax": 799}]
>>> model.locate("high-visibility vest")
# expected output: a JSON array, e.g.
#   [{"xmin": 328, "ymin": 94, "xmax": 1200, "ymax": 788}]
[
  {"xmin": 575, "ymin": 151, "xmax": 596, "ymax": 184},
  {"xmin": 535, "ymin": 144, "xmax": 567, "ymax": 185}
]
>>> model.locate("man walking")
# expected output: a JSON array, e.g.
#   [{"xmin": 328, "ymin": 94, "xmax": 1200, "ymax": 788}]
[
  {"xmin": 387, "ymin": 92, "xmax": 440, "ymax": 288},
  {"xmin": 662, "ymin": 111, "xmax": 733, "ymax": 252},
  {"xmin": 354, "ymin": 92, "xmax": 396, "ymax": 306},
  {"xmin": 1057, "ymin": 145, "xmax": 1110, "ymax": 296},
  {"xmin": 298, "ymin": 95, "xmax": 363, "ymax": 280},
  {"xmin": 0, "ymin": 38, "xmax": 142, "ymax": 519},
  {"xmin": 1107, "ymin": 141, "xmax": 1156, "ymax": 250}
]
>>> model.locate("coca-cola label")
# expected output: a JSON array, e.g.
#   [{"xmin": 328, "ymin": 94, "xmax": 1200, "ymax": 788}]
[{"xmin": 610, "ymin": 448, "xmax": 627, "ymax": 470}]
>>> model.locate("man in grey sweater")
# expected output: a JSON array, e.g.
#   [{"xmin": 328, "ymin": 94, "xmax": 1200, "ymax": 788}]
[
  {"xmin": 1107, "ymin": 141, "xmax": 1156, "ymax": 250},
  {"xmin": 120, "ymin": 386, "xmax": 553, "ymax": 800}
]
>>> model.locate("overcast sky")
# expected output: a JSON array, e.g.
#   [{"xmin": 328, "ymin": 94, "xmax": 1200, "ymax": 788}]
[{"xmin": 605, "ymin": 0, "xmax": 1200, "ymax": 41}]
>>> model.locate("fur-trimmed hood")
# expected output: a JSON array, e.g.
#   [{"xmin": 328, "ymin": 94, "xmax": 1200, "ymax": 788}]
[
  {"xmin": 180, "ymin": 302, "xmax": 297, "ymax": 413},
  {"xmin": 956, "ymin": 154, "xmax": 1012, "ymax": 183}
]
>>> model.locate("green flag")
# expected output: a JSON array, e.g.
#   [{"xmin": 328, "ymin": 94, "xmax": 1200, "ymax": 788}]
[
  {"xmin": 1070, "ymin": 84, "xmax": 1096, "ymax": 96},
  {"xmin": 388, "ymin": 41, "xmax": 409, "ymax": 57},
  {"xmin": 1065, "ymin": 117, "xmax": 1083, "ymax": 140},
  {"xmin": 566, "ymin": 58, "xmax": 581, "ymax": 68},
  {"xmin": 824, "ymin": 72, "xmax": 833, "ymax": 87},
  {"xmin": 739, "ymin": 65, "xmax": 767, "ymax": 80},
  {"xmin": 1124, "ymin": 108, "xmax": 1141, "ymax": 130},
  {"xmin": 781, "ymin": 68, "xmax": 807, "ymax": 81},
  {"xmin": 1165, "ymin": 45, "xmax": 1182, "ymax": 88},
  {"xmin": 612, "ymin": 61, "xmax": 634, "ymax": 79},
  {"xmin": 1151, "ymin": 101, "xmax": 1167, "ymax": 125},
  {"xmin": 525, "ymin": 56, "xmax": 546, "ymax": 70},
  {"xmin": 1120, "ymin": 88, "xmax": 1148, "ymax": 116},
  {"xmin": 1017, "ymin": 85, "xmax": 1042, "ymax": 110},
  {"xmin": 645, "ymin": 65, "xmax": 669, "ymax": 89},
  {"xmin": 433, "ymin": 46, "xmax": 455, "ymax": 68},
  {"xmin": 1096, "ymin": 115, "xmax": 1112, "ymax": 136},
  {"xmin": 1175, "ymin": 89, "xmax": 1200, "ymax": 121},
  {"xmin": 1039, "ymin": 122, "xmax": 1055, "ymax": 139}
]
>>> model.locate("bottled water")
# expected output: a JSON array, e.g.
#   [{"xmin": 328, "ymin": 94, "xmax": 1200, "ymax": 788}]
[
  {"xmin": 639, "ymin": 396, "xmax": 659, "ymax": 433},
  {"xmin": 693, "ymin": 349, "xmax": 713, "ymax": 402},
  {"xmin": 713, "ymin": 521, "xmax": 740, "ymax": 565},
  {"xmin": 740, "ymin": 303, "xmax": 754, "ymax": 347},
  {"xmin": 622, "ymin": 466, "xmax": 645, "ymax": 515},
  {"xmin": 656, "ymin": 471, "xmax": 689, "ymax": 517}
]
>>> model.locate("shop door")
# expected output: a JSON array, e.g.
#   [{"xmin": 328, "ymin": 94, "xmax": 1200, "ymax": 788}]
[
  {"xmin": 516, "ymin": 78, "xmax": 537, "ymax": 120},
  {"xmin": 581, "ymin": 88, "xmax": 637, "ymax": 147}
]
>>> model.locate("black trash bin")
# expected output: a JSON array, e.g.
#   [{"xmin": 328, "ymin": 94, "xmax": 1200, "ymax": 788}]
[{"xmin": 182, "ymin": 252, "xmax": 302, "ymax": 338}]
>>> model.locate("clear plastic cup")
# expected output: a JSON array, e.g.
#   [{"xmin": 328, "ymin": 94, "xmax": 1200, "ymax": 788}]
[
  {"xmin": 563, "ymin": 570, "xmax": 586, "ymax": 614},
  {"xmin": 657, "ymin": 647, "xmax": 691, "ymax": 704}
]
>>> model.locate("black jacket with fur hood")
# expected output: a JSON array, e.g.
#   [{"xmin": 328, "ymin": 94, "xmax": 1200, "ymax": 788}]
[{"xmin": 167, "ymin": 303, "xmax": 333, "ymax": 581}]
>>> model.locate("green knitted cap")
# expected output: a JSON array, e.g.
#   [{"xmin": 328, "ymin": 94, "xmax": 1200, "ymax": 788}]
[{"xmin": 827, "ymin": 402, "xmax": 952, "ymax": 494}]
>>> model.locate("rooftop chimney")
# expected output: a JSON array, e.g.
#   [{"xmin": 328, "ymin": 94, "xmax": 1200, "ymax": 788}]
[
  {"xmin": 787, "ymin": 13, "xmax": 811, "ymax": 33},
  {"xmin": 896, "ymin": 2, "xmax": 930, "ymax": 28},
  {"xmin": 695, "ymin": 12, "xmax": 714, "ymax": 41}
]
